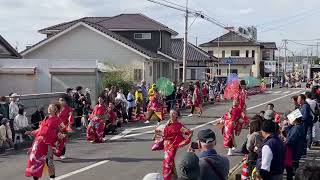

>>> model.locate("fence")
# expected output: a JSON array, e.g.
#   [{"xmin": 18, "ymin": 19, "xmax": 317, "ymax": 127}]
[{"xmin": 8, "ymin": 92, "xmax": 64, "ymax": 118}]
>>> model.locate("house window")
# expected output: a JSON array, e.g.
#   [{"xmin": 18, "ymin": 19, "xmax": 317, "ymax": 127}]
[
  {"xmin": 252, "ymin": 50, "xmax": 255, "ymax": 58},
  {"xmin": 246, "ymin": 50, "xmax": 249, "ymax": 57},
  {"xmin": 134, "ymin": 33, "xmax": 151, "ymax": 40},
  {"xmin": 208, "ymin": 50, "xmax": 213, "ymax": 56},
  {"xmin": 216, "ymin": 69, "xmax": 221, "ymax": 75},
  {"xmin": 149, "ymin": 66, "xmax": 152, "ymax": 76},
  {"xmin": 191, "ymin": 69, "xmax": 196, "ymax": 80},
  {"xmin": 231, "ymin": 50, "xmax": 240, "ymax": 57},
  {"xmin": 134, "ymin": 69, "xmax": 143, "ymax": 81},
  {"xmin": 231, "ymin": 69, "xmax": 238, "ymax": 74},
  {"xmin": 222, "ymin": 50, "xmax": 225, "ymax": 58}
]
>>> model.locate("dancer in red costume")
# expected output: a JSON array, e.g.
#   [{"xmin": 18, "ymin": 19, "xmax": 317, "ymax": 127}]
[
  {"xmin": 233, "ymin": 80, "xmax": 249, "ymax": 136},
  {"xmin": 145, "ymin": 93, "xmax": 163, "ymax": 126},
  {"xmin": 86, "ymin": 96, "xmax": 106, "ymax": 143},
  {"xmin": 25, "ymin": 104, "xmax": 67, "ymax": 180},
  {"xmin": 188, "ymin": 81, "xmax": 203, "ymax": 117},
  {"xmin": 222, "ymin": 100, "xmax": 242, "ymax": 156},
  {"xmin": 56, "ymin": 97, "xmax": 74, "ymax": 159},
  {"xmin": 162, "ymin": 110, "xmax": 192, "ymax": 180}
]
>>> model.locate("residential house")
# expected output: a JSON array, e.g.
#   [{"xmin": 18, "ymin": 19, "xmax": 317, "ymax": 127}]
[
  {"xmin": 199, "ymin": 31, "xmax": 277, "ymax": 78},
  {"xmin": 0, "ymin": 35, "xmax": 21, "ymax": 59},
  {"xmin": 21, "ymin": 14, "xmax": 179, "ymax": 84},
  {"xmin": 170, "ymin": 38, "xmax": 217, "ymax": 81}
]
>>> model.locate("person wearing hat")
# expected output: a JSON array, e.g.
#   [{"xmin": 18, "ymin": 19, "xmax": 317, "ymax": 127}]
[
  {"xmin": 9, "ymin": 93, "xmax": 19, "ymax": 120},
  {"xmin": 256, "ymin": 120, "xmax": 285, "ymax": 180},
  {"xmin": 190, "ymin": 129, "xmax": 229, "ymax": 180},
  {"xmin": 0, "ymin": 118, "xmax": 13, "ymax": 152},
  {"xmin": 176, "ymin": 152, "xmax": 200, "ymax": 180}
]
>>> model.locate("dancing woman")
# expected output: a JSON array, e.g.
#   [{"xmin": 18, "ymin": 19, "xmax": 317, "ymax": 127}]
[
  {"xmin": 56, "ymin": 97, "xmax": 74, "ymax": 159},
  {"xmin": 188, "ymin": 81, "xmax": 203, "ymax": 117},
  {"xmin": 162, "ymin": 110, "xmax": 192, "ymax": 180},
  {"xmin": 86, "ymin": 96, "xmax": 106, "ymax": 143},
  {"xmin": 25, "ymin": 104, "xmax": 67, "ymax": 180},
  {"xmin": 222, "ymin": 100, "xmax": 242, "ymax": 156}
]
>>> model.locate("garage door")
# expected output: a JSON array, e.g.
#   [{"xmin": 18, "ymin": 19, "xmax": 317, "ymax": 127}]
[
  {"xmin": 51, "ymin": 74, "xmax": 97, "ymax": 100},
  {"xmin": 0, "ymin": 74, "xmax": 36, "ymax": 95}
]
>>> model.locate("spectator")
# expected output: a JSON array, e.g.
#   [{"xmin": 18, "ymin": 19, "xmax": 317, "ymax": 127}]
[
  {"xmin": 141, "ymin": 80, "xmax": 149, "ymax": 112},
  {"xmin": 108, "ymin": 86, "xmax": 117, "ymax": 104},
  {"xmin": 0, "ymin": 118, "xmax": 13, "ymax": 152},
  {"xmin": 115, "ymin": 89, "xmax": 128, "ymax": 122},
  {"xmin": 73, "ymin": 86, "xmax": 85, "ymax": 130},
  {"xmin": 298, "ymin": 94, "xmax": 313, "ymax": 151},
  {"xmin": 83, "ymin": 88, "xmax": 92, "ymax": 117},
  {"xmin": 31, "ymin": 106, "xmax": 45, "ymax": 129},
  {"xmin": 259, "ymin": 111, "xmax": 265, "ymax": 120},
  {"xmin": 291, "ymin": 95, "xmax": 300, "ymax": 110},
  {"xmin": 142, "ymin": 173, "xmax": 163, "ymax": 180},
  {"xmin": 127, "ymin": 89, "xmax": 136, "ymax": 122},
  {"xmin": 285, "ymin": 117, "xmax": 305, "ymax": 180},
  {"xmin": 0, "ymin": 96, "xmax": 9, "ymax": 119},
  {"xmin": 65, "ymin": 88, "xmax": 74, "ymax": 107},
  {"xmin": 264, "ymin": 103, "xmax": 275, "ymax": 121},
  {"xmin": 246, "ymin": 116, "xmax": 263, "ymax": 175},
  {"xmin": 13, "ymin": 108, "xmax": 30, "ymax": 133},
  {"xmin": 9, "ymin": 93, "xmax": 19, "ymax": 120},
  {"xmin": 176, "ymin": 152, "xmax": 200, "ymax": 180},
  {"xmin": 191, "ymin": 129, "xmax": 229, "ymax": 180},
  {"xmin": 256, "ymin": 120, "xmax": 285, "ymax": 180}
]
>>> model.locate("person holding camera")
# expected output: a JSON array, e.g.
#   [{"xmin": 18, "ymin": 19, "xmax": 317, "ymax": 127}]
[{"xmin": 188, "ymin": 129, "xmax": 229, "ymax": 180}]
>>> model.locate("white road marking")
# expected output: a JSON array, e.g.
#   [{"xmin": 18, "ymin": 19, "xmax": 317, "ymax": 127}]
[
  {"xmin": 283, "ymin": 91, "xmax": 291, "ymax": 94},
  {"xmin": 55, "ymin": 160, "xmax": 110, "ymax": 180},
  {"xmin": 273, "ymin": 91, "xmax": 281, "ymax": 94},
  {"xmin": 109, "ymin": 129, "xmax": 132, "ymax": 140}
]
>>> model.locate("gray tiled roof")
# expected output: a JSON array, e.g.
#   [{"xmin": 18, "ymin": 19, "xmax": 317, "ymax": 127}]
[
  {"xmin": 260, "ymin": 42, "xmax": 277, "ymax": 49},
  {"xmin": 0, "ymin": 35, "xmax": 21, "ymax": 58},
  {"xmin": 39, "ymin": 14, "xmax": 178, "ymax": 35},
  {"xmin": 218, "ymin": 57, "xmax": 254, "ymax": 65},
  {"xmin": 171, "ymin": 38, "xmax": 217, "ymax": 61},
  {"xmin": 199, "ymin": 31, "xmax": 260, "ymax": 47}
]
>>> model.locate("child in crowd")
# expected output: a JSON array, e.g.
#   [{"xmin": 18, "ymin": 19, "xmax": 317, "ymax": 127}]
[
  {"xmin": 0, "ymin": 118, "xmax": 13, "ymax": 152},
  {"xmin": 105, "ymin": 103, "xmax": 118, "ymax": 135}
]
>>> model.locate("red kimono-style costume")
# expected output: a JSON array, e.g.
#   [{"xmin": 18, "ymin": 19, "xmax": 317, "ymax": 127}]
[
  {"xmin": 86, "ymin": 104, "xmax": 106, "ymax": 143},
  {"xmin": 233, "ymin": 89, "xmax": 249, "ymax": 135},
  {"xmin": 223, "ymin": 106, "xmax": 242, "ymax": 148},
  {"xmin": 162, "ymin": 121, "xmax": 191, "ymax": 180},
  {"xmin": 192, "ymin": 87, "xmax": 202, "ymax": 113},
  {"xmin": 55, "ymin": 106, "xmax": 74, "ymax": 156},
  {"xmin": 25, "ymin": 115, "xmax": 65, "ymax": 178},
  {"xmin": 147, "ymin": 96, "xmax": 163, "ymax": 121}
]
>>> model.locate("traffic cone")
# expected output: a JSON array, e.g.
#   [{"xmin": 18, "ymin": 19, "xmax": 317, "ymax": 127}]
[{"xmin": 139, "ymin": 105, "xmax": 145, "ymax": 121}]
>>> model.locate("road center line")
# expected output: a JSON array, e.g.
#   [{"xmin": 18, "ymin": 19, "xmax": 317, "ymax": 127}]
[{"xmin": 55, "ymin": 160, "xmax": 110, "ymax": 180}]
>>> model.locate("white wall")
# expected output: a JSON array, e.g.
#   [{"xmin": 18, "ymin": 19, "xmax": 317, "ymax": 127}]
[
  {"xmin": 0, "ymin": 59, "xmax": 98, "ymax": 100},
  {"xmin": 23, "ymin": 25, "xmax": 158, "ymax": 85},
  {"xmin": 201, "ymin": 46, "xmax": 261, "ymax": 77}
]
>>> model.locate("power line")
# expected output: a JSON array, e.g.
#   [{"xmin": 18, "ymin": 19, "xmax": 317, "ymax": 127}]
[{"xmin": 287, "ymin": 40, "xmax": 318, "ymax": 47}]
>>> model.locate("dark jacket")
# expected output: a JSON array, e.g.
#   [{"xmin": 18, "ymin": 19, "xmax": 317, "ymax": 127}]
[
  {"xmin": 286, "ymin": 124, "xmax": 305, "ymax": 161},
  {"xmin": 257, "ymin": 134, "xmax": 285, "ymax": 176},
  {"xmin": 31, "ymin": 110, "xmax": 45, "ymax": 129},
  {"xmin": 299, "ymin": 102, "xmax": 313, "ymax": 126},
  {"xmin": 198, "ymin": 149, "xmax": 229, "ymax": 180},
  {"xmin": 0, "ymin": 102, "xmax": 9, "ymax": 119}
]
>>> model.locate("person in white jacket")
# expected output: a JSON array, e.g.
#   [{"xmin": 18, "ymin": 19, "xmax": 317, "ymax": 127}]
[
  {"xmin": 9, "ymin": 93, "xmax": 20, "ymax": 120},
  {"xmin": 13, "ymin": 108, "xmax": 30, "ymax": 132},
  {"xmin": 0, "ymin": 118, "xmax": 13, "ymax": 151}
]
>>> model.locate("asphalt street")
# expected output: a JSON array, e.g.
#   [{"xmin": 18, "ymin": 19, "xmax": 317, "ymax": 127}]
[{"xmin": 0, "ymin": 88, "xmax": 304, "ymax": 180}]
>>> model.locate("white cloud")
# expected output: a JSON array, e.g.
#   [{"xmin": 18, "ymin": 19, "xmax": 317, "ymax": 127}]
[{"xmin": 239, "ymin": 8, "xmax": 254, "ymax": 15}]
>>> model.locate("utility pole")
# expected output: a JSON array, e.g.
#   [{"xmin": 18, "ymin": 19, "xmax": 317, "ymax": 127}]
[
  {"xmin": 182, "ymin": 0, "xmax": 188, "ymax": 83},
  {"xmin": 277, "ymin": 48, "xmax": 280, "ymax": 78},
  {"xmin": 284, "ymin": 39, "xmax": 287, "ymax": 75}
]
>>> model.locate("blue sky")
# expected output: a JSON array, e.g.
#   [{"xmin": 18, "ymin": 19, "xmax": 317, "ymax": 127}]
[{"xmin": 1, "ymin": 0, "xmax": 320, "ymax": 55}]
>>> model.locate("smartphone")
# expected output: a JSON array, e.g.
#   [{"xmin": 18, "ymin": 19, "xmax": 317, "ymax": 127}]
[{"xmin": 191, "ymin": 142, "xmax": 199, "ymax": 149}]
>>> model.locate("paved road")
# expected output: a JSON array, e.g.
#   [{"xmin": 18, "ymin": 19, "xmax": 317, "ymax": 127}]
[{"xmin": 0, "ymin": 88, "xmax": 304, "ymax": 180}]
